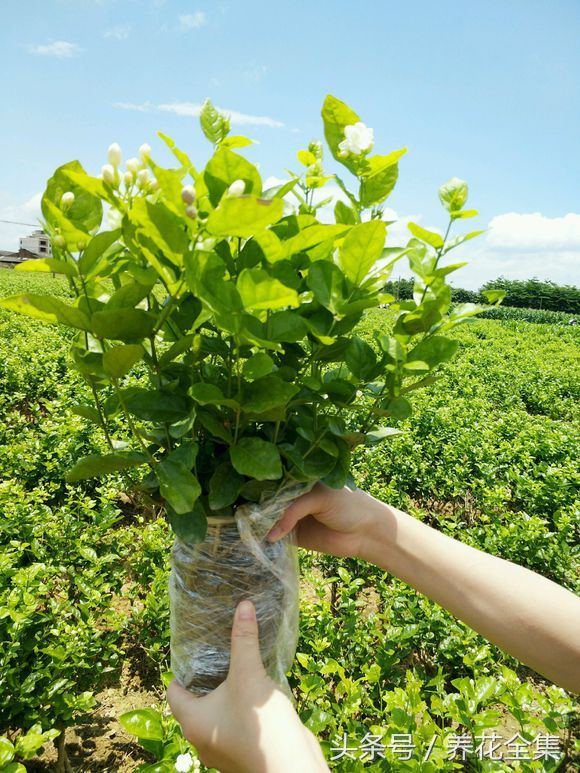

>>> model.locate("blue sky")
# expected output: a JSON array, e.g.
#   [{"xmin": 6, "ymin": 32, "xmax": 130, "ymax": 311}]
[{"xmin": 1, "ymin": 0, "xmax": 579, "ymax": 288}]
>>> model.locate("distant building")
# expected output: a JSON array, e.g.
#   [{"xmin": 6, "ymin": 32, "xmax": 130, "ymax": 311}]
[
  {"xmin": 0, "ymin": 230, "xmax": 52, "ymax": 268},
  {"xmin": 19, "ymin": 229, "xmax": 52, "ymax": 257}
]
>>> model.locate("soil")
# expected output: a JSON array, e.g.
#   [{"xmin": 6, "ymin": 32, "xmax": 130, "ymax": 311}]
[{"xmin": 29, "ymin": 661, "xmax": 161, "ymax": 772}]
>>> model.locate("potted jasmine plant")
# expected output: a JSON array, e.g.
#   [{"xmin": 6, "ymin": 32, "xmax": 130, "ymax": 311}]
[{"xmin": 0, "ymin": 95, "xmax": 502, "ymax": 695}]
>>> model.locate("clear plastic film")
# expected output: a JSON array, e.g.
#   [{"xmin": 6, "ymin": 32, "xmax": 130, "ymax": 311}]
[{"xmin": 169, "ymin": 481, "xmax": 310, "ymax": 698}]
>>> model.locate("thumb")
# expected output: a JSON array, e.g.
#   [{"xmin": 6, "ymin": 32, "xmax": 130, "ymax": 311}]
[{"xmin": 228, "ymin": 600, "xmax": 265, "ymax": 680}]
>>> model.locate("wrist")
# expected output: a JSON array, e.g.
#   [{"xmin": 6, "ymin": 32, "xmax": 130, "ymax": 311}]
[{"xmin": 357, "ymin": 495, "xmax": 407, "ymax": 571}]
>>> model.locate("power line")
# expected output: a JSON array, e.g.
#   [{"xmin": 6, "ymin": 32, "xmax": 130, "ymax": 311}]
[{"xmin": 0, "ymin": 219, "xmax": 40, "ymax": 227}]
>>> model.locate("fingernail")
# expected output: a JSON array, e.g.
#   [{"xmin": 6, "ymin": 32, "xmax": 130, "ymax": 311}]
[
  {"xmin": 267, "ymin": 526, "xmax": 282, "ymax": 542},
  {"xmin": 238, "ymin": 600, "xmax": 255, "ymax": 620}
]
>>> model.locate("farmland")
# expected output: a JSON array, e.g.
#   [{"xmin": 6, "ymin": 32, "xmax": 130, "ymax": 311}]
[{"xmin": 0, "ymin": 271, "xmax": 578, "ymax": 771}]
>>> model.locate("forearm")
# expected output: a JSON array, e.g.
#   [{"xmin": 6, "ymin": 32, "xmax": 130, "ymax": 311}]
[{"xmin": 361, "ymin": 499, "xmax": 580, "ymax": 693}]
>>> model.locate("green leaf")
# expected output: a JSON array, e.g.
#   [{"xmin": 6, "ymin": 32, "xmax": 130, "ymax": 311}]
[
  {"xmin": 0, "ymin": 738, "xmax": 15, "ymax": 767},
  {"xmin": 190, "ymin": 383, "xmax": 238, "ymax": 408},
  {"xmin": 157, "ymin": 131, "xmax": 195, "ymax": 173},
  {"xmin": 124, "ymin": 389, "xmax": 192, "ymax": 423},
  {"xmin": 4, "ymin": 763, "xmax": 27, "ymax": 773},
  {"xmin": 103, "ymin": 344, "xmax": 144, "ymax": 378},
  {"xmin": 385, "ymin": 396, "xmax": 412, "ymax": 420},
  {"xmin": 407, "ymin": 335, "xmax": 459, "ymax": 369},
  {"xmin": 269, "ymin": 310, "xmax": 308, "ymax": 342},
  {"xmin": 71, "ymin": 404, "xmax": 102, "ymax": 425},
  {"xmin": 249, "ymin": 230, "xmax": 283, "ymax": 263},
  {"xmin": 334, "ymin": 200, "xmax": 357, "ymax": 225},
  {"xmin": 91, "ymin": 308, "xmax": 155, "ymax": 340},
  {"xmin": 14, "ymin": 725, "xmax": 60, "ymax": 760},
  {"xmin": 156, "ymin": 458, "xmax": 201, "ymax": 514},
  {"xmin": 42, "ymin": 160, "xmax": 103, "ymax": 234},
  {"xmin": 242, "ymin": 375, "xmax": 299, "ymax": 414},
  {"xmin": 130, "ymin": 198, "xmax": 189, "ymax": 265},
  {"xmin": 297, "ymin": 149, "xmax": 317, "ymax": 166},
  {"xmin": 78, "ymin": 229, "xmax": 122, "ymax": 276},
  {"xmin": 345, "ymin": 337, "xmax": 377, "ymax": 380},
  {"xmin": 15, "ymin": 257, "xmax": 77, "ymax": 277},
  {"xmin": 0, "ymin": 294, "xmax": 91, "ymax": 331},
  {"xmin": 366, "ymin": 426, "xmax": 402, "ymax": 445},
  {"xmin": 166, "ymin": 501, "xmax": 207, "ymax": 543},
  {"xmin": 209, "ymin": 463, "xmax": 245, "ymax": 509},
  {"xmin": 200, "ymin": 98, "xmax": 230, "ymax": 145},
  {"xmin": 230, "ymin": 438, "xmax": 282, "ymax": 480},
  {"xmin": 119, "ymin": 709, "xmax": 164, "ymax": 741},
  {"xmin": 204, "ymin": 147, "xmax": 260, "ymax": 205},
  {"xmin": 408, "ymin": 222, "xmax": 444, "ymax": 248},
  {"xmin": 439, "ymin": 177, "xmax": 468, "ymax": 212},
  {"xmin": 306, "ymin": 262, "xmax": 345, "ymax": 313},
  {"xmin": 237, "ymin": 268, "xmax": 298, "ymax": 312},
  {"xmin": 338, "ymin": 220, "xmax": 386, "ymax": 285},
  {"xmin": 482, "ymin": 289, "xmax": 506, "ymax": 304},
  {"xmin": 207, "ymin": 196, "xmax": 283, "ymax": 238},
  {"xmin": 242, "ymin": 352, "xmax": 275, "ymax": 380},
  {"xmin": 66, "ymin": 452, "xmax": 148, "ymax": 482},
  {"xmin": 359, "ymin": 151, "xmax": 405, "ymax": 207},
  {"xmin": 221, "ymin": 134, "xmax": 254, "ymax": 149},
  {"xmin": 451, "ymin": 208, "xmax": 478, "ymax": 220},
  {"xmin": 106, "ymin": 282, "xmax": 153, "ymax": 310},
  {"xmin": 321, "ymin": 94, "xmax": 361, "ymax": 174}
]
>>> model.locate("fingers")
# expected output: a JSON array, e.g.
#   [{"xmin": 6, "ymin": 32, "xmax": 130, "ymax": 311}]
[
  {"xmin": 267, "ymin": 484, "xmax": 327, "ymax": 542},
  {"xmin": 228, "ymin": 600, "xmax": 265, "ymax": 679},
  {"xmin": 167, "ymin": 679, "xmax": 202, "ymax": 727}
]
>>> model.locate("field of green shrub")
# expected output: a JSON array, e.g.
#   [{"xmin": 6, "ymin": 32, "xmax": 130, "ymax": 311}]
[{"xmin": 0, "ymin": 272, "xmax": 578, "ymax": 772}]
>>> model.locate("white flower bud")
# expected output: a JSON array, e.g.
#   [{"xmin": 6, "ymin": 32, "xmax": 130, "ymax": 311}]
[
  {"xmin": 137, "ymin": 169, "xmax": 150, "ymax": 189},
  {"xmin": 227, "ymin": 179, "xmax": 245, "ymax": 197},
  {"xmin": 60, "ymin": 191, "xmax": 75, "ymax": 209},
  {"xmin": 185, "ymin": 204, "xmax": 198, "ymax": 219},
  {"xmin": 139, "ymin": 143, "xmax": 152, "ymax": 162},
  {"xmin": 149, "ymin": 178, "xmax": 159, "ymax": 191},
  {"xmin": 107, "ymin": 142, "xmax": 122, "ymax": 168},
  {"xmin": 101, "ymin": 164, "xmax": 116, "ymax": 185},
  {"xmin": 123, "ymin": 171, "xmax": 134, "ymax": 187},
  {"xmin": 125, "ymin": 157, "xmax": 141, "ymax": 174},
  {"xmin": 181, "ymin": 185, "xmax": 196, "ymax": 205}
]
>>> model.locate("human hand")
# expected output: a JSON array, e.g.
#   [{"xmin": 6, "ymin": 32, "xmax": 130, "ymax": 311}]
[
  {"xmin": 167, "ymin": 600, "xmax": 328, "ymax": 773},
  {"xmin": 267, "ymin": 482, "xmax": 388, "ymax": 561}
]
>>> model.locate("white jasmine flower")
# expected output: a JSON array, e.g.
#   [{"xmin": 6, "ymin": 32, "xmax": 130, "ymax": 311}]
[
  {"xmin": 101, "ymin": 164, "xmax": 116, "ymax": 185},
  {"xmin": 175, "ymin": 753, "xmax": 194, "ymax": 772},
  {"xmin": 185, "ymin": 204, "xmax": 198, "ymax": 219},
  {"xmin": 107, "ymin": 142, "xmax": 122, "ymax": 168},
  {"xmin": 60, "ymin": 191, "xmax": 75, "ymax": 209},
  {"xmin": 338, "ymin": 122, "xmax": 374, "ymax": 156},
  {"xmin": 123, "ymin": 171, "xmax": 134, "ymax": 187},
  {"xmin": 137, "ymin": 169, "xmax": 151, "ymax": 189},
  {"xmin": 125, "ymin": 157, "xmax": 141, "ymax": 174},
  {"xmin": 227, "ymin": 179, "xmax": 245, "ymax": 197},
  {"xmin": 139, "ymin": 143, "xmax": 152, "ymax": 162},
  {"xmin": 181, "ymin": 185, "xmax": 196, "ymax": 205}
]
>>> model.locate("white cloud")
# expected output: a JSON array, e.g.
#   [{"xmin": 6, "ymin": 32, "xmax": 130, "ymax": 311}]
[
  {"xmin": 104, "ymin": 25, "xmax": 131, "ymax": 41},
  {"xmin": 28, "ymin": 41, "xmax": 82, "ymax": 58},
  {"xmin": 114, "ymin": 100, "xmax": 284, "ymax": 129},
  {"xmin": 178, "ymin": 11, "xmax": 206, "ymax": 31},
  {"xmin": 389, "ymin": 211, "xmax": 580, "ymax": 290},
  {"xmin": 486, "ymin": 212, "xmax": 580, "ymax": 251},
  {"xmin": 0, "ymin": 193, "xmax": 43, "ymax": 252}
]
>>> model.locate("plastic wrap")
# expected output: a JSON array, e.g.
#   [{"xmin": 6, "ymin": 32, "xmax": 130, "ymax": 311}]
[{"xmin": 169, "ymin": 481, "xmax": 308, "ymax": 698}]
